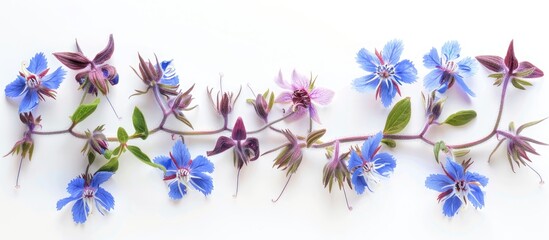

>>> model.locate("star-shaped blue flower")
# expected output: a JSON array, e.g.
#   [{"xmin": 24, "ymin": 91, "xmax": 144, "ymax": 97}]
[
  {"xmin": 5, "ymin": 53, "xmax": 66, "ymax": 113},
  {"xmin": 353, "ymin": 40, "xmax": 418, "ymax": 107},
  {"xmin": 154, "ymin": 140, "xmax": 214, "ymax": 199},
  {"xmin": 425, "ymin": 158, "xmax": 488, "ymax": 217},
  {"xmin": 347, "ymin": 132, "xmax": 396, "ymax": 194},
  {"xmin": 56, "ymin": 171, "xmax": 115, "ymax": 224},
  {"xmin": 423, "ymin": 41, "xmax": 476, "ymax": 97}
]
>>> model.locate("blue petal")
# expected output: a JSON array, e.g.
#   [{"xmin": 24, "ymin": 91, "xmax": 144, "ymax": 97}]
[
  {"xmin": 190, "ymin": 172, "xmax": 213, "ymax": 196},
  {"xmin": 382, "ymin": 39, "xmax": 404, "ymax": 65},
  {"xmin": 41, "ymin": 67, "xmax": 66, "ymax": 90},
  {"xmin": 351, "ymin": 169, "xmax": 368, "ymax": 194},
  {"xmin": 442, "ymin": 195, "xmax": 462, "ymax": 217},
  {"xmin": 71, "ymin": 199, "xmax": 89, "ymax": 224},
  {"xmin": 159, "ymin": 60, "xmax": 179, "ymax": 86},
  {"xmin": 356, "ymin": 48, "xmax": 380, "ymax": 72},
  {"xmin": 441, "ymin": 41, "xmax": 461, "ymax": 61},
  {"xmin": 394, "ymin": 59, "xmax": 417, "ymax": 84},
  {"xmin": 91, "ymin": 171, "xmax": 113, "ymax": 188},
  {"xmin": 191, "ymin": 155, "xmax": 214, "ymax": 174},
  {"xmin": 352, "ymin": 74, "xmax": 379, "ymax": 92},
  {"xmin": 454, "ymin": 74, "xmax": 475, "ymax": 97},
  {"xmin": 27, "ymin": 53, "xmax": 48, "ymax": 74},
  {"xmin": 457, "ymin": 57, "xmax": 477, "ymax": 78},
  {"xmin": 423, "ymin": 69, "xmax": 444, "ymax": 92},
  {"xmin": 379, "ymin": 80, "xmax": 397, "ymax": 107},
  {"xmin": 467, "ymin": 185, "xmax": 485, "ymax": 209},
  {"xmin": 154, "ymin": 155, "xmax": 177, "ymax": 172},
  {"xmin": 423, "ymin": 48, "xmax": 442, "ymax": 68},
  {"xmin": 95, "ymin": 187, "xmax": 115, "ymax": 211},
  {"xmin": 18, "ymin": 90, "xmax": 39, "ymax": 113},
  {"xmin": 465, "ymin": 172, "xmax": 489, "ymax": 187},
  {"xmin": 372, "ymin": 152, "xmax": 396, "ymax": 176},
  {"xmin": 425, "ymin": 174, "xmax": 454, "ymax": 192},
  {"xmin": 347, "ymin": 150, "xmax": 363, "ymax": 171},
  {"xmin": 361, "ymin": 132, "xmax": 383, "ymax": 160},
  {"xmin": 56, "ymin": 195, "xmax": 79, "ymax": 210},
  {"xmin": 66, "ymin": 177, "xmax": 85, "ymax": 195},
  {"xmin": 5, "ymin": 76, "xmax": 27, "ymax": 97},
  {"xmin": 172, "ymin": 140, "xmax": 191, "ymax": 167},
  {"xmin": 168, "ymin": 181, "xmax": 187, "ymax": 200},
  {"xmin": 444, "ymin": 158, "xmax": 464, "ymax": 181}
]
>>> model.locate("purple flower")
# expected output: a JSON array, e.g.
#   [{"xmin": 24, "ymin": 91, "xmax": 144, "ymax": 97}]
[
  {"xmin": 353, "ymin": 40, "xmax": 417, "ymax": 107},
  {"xmin": 56, "ymin": 172, "xmax": 115, "ymax": 224},
  {"xmin": 275, "ymin": 70, "xmax": 334, "ymax": 123},
  {"xmin": 322, "ymin": 141, "xmax": 351, "ymax": 192},
  {"xmin": 131, "ymin": 55, "xmax": 180, "ymax": 97},
  {"xmin": 5, "ymin": 53, "xmax": 66, "ymax": 113},
  {"xmin": 425, "ymin": 158, "xmax": 488, "ymax": 217},
  {"xmin": 207, "ymin": 117, "xmax": 260, "ymax": 169},
  {"xmin": 53, "ymin": 34, "xmax": 118, "ymax": 95},
  {"xmin": 347, "ymin": 132, "xmax": 396, "ymax": 194},
  {"xmin": 83, "ymin": 125, "xmax": 109, "ymax": 155},
  {"xmin": 423, "ymin": 41, "xmax": 477, "ymax": 97},
  {"xmin": 154, "ymin": 140, "xmax": 214, "ymax": 199}
]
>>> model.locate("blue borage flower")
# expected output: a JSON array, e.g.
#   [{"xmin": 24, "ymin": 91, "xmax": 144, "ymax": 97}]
[
  {"xmin": 132, "ymin": 55, "xmax": 180, "ymax": 97},
  {"xmin": 425, "ymin": 158, "xmax": 488, "ymax": 217},
  {"xmin": 5, "ymin": 53, "xmax": 66, "ymax": 113},
  {"xmin": 154, "ymin": 140, "xmax": 214, "ymax": 199},
  {"xmin": 423, "ymin": 41, "xmax": 476, "ymax": 97},
  {"xmin": 347, "ymin": 132, "xmax": 396, "ymax": 194},
  {"xmin": 56, "ymin": 171, "xmax": 115, "ymax": 224},
  {"xmin": 353, "ymin": 40, "xmax": 417, "ymax": 107}
]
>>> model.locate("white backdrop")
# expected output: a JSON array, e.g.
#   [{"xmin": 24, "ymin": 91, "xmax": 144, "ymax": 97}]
[{"xmin": 1, "ymin": 0, "xmax": 548, "ymax": 239}]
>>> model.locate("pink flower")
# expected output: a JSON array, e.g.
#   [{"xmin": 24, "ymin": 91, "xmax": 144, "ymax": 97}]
[{"xmin": 275, "ymin": 70, "xmax": 334, "ymax": 123}]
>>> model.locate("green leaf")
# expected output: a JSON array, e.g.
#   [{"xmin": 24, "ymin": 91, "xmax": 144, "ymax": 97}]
[
  {"xmin": 383, "ymin": 97, "xmax": 411, "ymax": 134},
  {"xmin": 443, "ymin": 110, "xmax": 477, "ymax": 126},
  {"xmin": 268, "ymin": 92, "xmax": 275, "ymax": 110},
  {"xmin": 517, "ymin": 118, "xmax": 547, "ymax": 134},
  {"xmin": 127, "ymin": 145, "xmax": 166, "ymax": 172},
  {"xmin": 87, "ymin": 151, "xmax": 96, "ymax": 164},
  {"xmin": 488, "ymin": 73, "xmax": 504, "ymax": 79},
  {"xmin": 306, "ymin": 129, "xmax": 326, "ymax": 147},
  {"xmin": 514, "ymin": 68, "xmax": 535, "ymax": 78},
  {"xmin": 511, "ymin": 78, "xmax": 526, "ymax": 90},
  {"xmin": 70, "ymin": 98, "xmax": 100, "ymax": 126},
  {"xmin": 104, "ymin": 149, "xmax": 113, "ymax": 159},
  {"xmin": 117, "ymin": 127, "xmax": 129, "ymax": 144},
  {"xmin": 453, "ymin": 149, "xmax": 470, "ymax": 158},
  {"xmin": 434, "ymin": 141, "xmax": 447, "ymax": 163},
  {"xmin": 97, "ymin": 157, "xmax": 119, "ymax": 173},
  {"xmin": 381, "ymin": 139, "xmax": 396, "ymax": 148},
  {"xmin": 132, "ymin": 107, "xmax": 149, "ymax": 139}
]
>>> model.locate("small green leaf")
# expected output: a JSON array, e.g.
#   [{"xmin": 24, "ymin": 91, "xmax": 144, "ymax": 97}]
[
  {"xmin": 104, "ymin": 149, "xmax": 113, "ymax": 159},
  {"xmin": 453, "ymin": 149, "xmax": 470, "ymax": 158},
  {"xmin": 384, "ymin": 97, "xmax": 411, "ymax": 134},
  {"xmin": 127, "ymin": 145, "xmax": 166, "ymax": 172},
  {"xmin": 306, "ymin": 129, "xmax": 326, "ymax": 147},
  {"xmin": 117, "ymin": 127, "xmax": 129, "ymax": 144},
  {"xmin": 434, "ymin": 141, "xmax": 448, "ymax": 163},
  {"xmin": 511, "ymin": 78, "xmax": 526, "ymax": 90},
  {"xmin": 443, "ymin": 110, "xmax": 477, "ymax": 126},
  {"xmin": 87, "ymin": 151, "xmax": 96, "ymax": 164},
  {"xmin": 132, "ymin": 107, "xmax": 149, "ymax": 139},
  {"xmin": 488, "ymin": 73, "xmax": 504, "ymax": 79},
  {"xmin": 112, "ymin": 145, "xmax": 122, "ymax": 157},
  {"xmin": 381, "ymin": 139, "xmax": 396, "ymax": 148},
  {"xmin": 97, "ymin": 157, "xmax": 119, "ymax": 173},
  {"xmin": 514, "ymin": 68, "xmax": 535, "ymax": 78},
  {"xmin": 246, "ymin": 99, "xmax": 254, "ymax": 104},
  {"xmin": 517, "ymin": 118, "xmax": 546, "ymax": 134},
  {"xmin": 268, "ymin": 92, "xmax": 275, "ymax": 110},
  {"xmin": 70, "ymin": 98, "xmax": 100, "ymax": 126}
]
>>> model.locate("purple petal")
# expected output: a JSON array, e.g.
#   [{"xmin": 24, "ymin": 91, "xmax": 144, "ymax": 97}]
[
  {"xmin": 310, "ymin": 87, "xmax": 334, "ymax": 105},
  {"xmin": 275, "ymin": 92, "xmax": 292, "ymax": 103},
  {"xmin": 516, "ymin": 61, "xmax": 544, "ymax": 78},
  {"xmin": 504, "ymin": 40, "xmax": 518, "ymax": 72},
  {"xmin": 242, "ymin": 137, "xmax": 260, "ymax": 161},
  {"xmin": 285, "ymin": 106, "xmax": 307, "ymax": 122},
  {"xmin": 93, "ymin": 34, "xmax": 114, "ymax": 65},
  {"xmin": 275, "ymin": 70, "xmax": 292, "ymax": 90},
  {"xmin": 53, "ymin": 52, "xmax": 91, "ymax": 70},
  {"xmin": 309, "ymin": 104, "xmax": 321, "ymax": 124},
  {"xmin": 475, "ymin": 55, "xmax": 504, "ymax": 72},
  {"xmin": 231, "ymin": 117, "xmax": 247, "ymax": 140},
  {"xmin": 207, "ymin": 136, "xmax": 235, "ymax": 156},
  {"xmin": 291, "ymin": 70, "xmax": 309, "ymax": 90}
]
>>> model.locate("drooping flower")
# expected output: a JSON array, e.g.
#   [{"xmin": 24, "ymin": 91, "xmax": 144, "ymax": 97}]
[
  {"xmin": 490, "ymin": 120, "xmax": 547, "ymax": 182},
  {"xmin": 476, "ymin": 40, "xmax": 543, "ymax": 88},
  {"xmin": 56, "ymin": 171, "xmax": 115, "ymax": 224},
  {"xmin": 4, "ymin": 113, "xmax": 41, "ymax": 160},
  {"xmin": 275, "ymin": 70, "xmax": 334, "ymax": 123},
  {"xmin": 5, "ymin": 53, "xmax": 66, "ymax": 113},
  {"xmin": 250, "ymin": 91, "xmax": 274, "ymax": 123},
  {"xmin": 207, "ymin": 75, "xmax": 241, "ymax": 122},
  {"xmin": 425, "ymin": 158, "xmax": 488, "ymax": 217},
  {"xmin": 131, "ymin": 55, "xmax": 180, "ymax": 97},
  {"xmin": 423, "ymin": 41, "xmax": 477, "ymax": 97},
  {"xmin": 322, "ymin": 141, "xmax": 353, "ymax": 210},
  {"xmin": 154, "ymin": 140, "xmax": 214, "ymax": 199},
  {"xmin": 167, "ymin": 84, "xmax": 196, "ymax": 129},
  {"xmin": 423, "ymin": 91, "xmax": 445, "ymax": 124},
  {"xmin": 53, "ymin": 34, "xmax": 118, "ymax": 95},
  {"xmin": 347, "ymin": 132, "xmax": 396, "ymax": 194},
  {"xmin": 82, "ymin": 125, "xmax": 109, "ymax": 155},
  {"xmin": 353, "ymin": 40, "xmax": 417, "ymax": 107}
]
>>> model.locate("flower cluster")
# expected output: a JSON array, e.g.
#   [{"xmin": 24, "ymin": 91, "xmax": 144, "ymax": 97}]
[{"xmin": 3, "ymin": 37, "xmax": 546, "ymax": 224}]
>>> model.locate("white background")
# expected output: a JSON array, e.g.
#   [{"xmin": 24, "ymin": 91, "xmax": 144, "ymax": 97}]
[{"xmin": 1, "ymin": 0, "xmax": 548, "ymax": 239}]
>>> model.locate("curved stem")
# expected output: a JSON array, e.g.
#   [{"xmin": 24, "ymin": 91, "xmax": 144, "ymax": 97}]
[
  {"xmin": 153, "ymin": 85, "xmax": 168, "ymax": 114},
  {"xmin": 31, "ymin": 129, "xmax": 70, "ymax": 135},
  {"xmin": 272, "ymin": 174, "xmax": 293, "ymax": 203},
  {"xmin": 246, "ymin": 112, "xmax": 294, "ymax": 134},
  {"xmin": 159, "ymin": 126, "xmax": 227, "ymax": 136}
]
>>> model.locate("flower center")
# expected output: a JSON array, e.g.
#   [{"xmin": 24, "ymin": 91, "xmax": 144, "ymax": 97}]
[
  {"xmin": 176, "ymin": 168, "xmax": 190, "ymax": 183},
  {"xmin": 292, "ymin": 89, "xmax": 311, "ymax": 108},
  {"xmin": 362, "ymin": 162, "xmax": 380, "ymax": 183},
  {"xmin": 454, "ymin": 180, "xmax": 468, "ymax": 193},
  {"xmin": 439, "ymin": 61, "xmax": 458, "ymax": 85},
  {"xmin": 83, "ymin": 187, "xmax": 96, "ymax": 199},
  {"xmin": 376, "ymin": 64, "xmax": 395, "ymax": 80}
]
